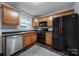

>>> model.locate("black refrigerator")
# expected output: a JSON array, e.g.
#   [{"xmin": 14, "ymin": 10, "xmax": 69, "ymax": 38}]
[{"xmin": 52, "ymin": 13, "xmax": 79, "ymax": 56}]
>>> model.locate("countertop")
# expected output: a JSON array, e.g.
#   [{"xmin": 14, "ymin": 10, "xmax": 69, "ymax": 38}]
[
  {"xmin": 2, "ymin": 30, "xmax": 38, "ymax": 37},
  {"xmin": 2, "ymin": 30, "xmax": 52, "ymax": 37}
]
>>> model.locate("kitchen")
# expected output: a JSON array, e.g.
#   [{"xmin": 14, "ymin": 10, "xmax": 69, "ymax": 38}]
[{"xmin": 0, "ymin": 2, "xmax": 79, "ymax": 56}]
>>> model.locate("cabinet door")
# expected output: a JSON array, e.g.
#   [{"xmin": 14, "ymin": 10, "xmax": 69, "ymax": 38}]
[
  {"xmin": 31, "ymin": 33, "xmax": 37, "ymax": 43},
  {"xmin": 47, "ymin": 17, "xmax": 52, "ymax": 27},
  {"xmin": 2, "ymin": 5, "xmax": 19, "ymax": 25},
  {"xmin": 40, "ymin": 17, "xmax": 47, "ymax": 22},
  {"xmin": 23, "ymin": 34, "xmax": 32, "ymax": 48},
  {"xmin": 46, "ymin": 33, "xmax": 52, "ymax": 45},
  {"xmin": 32, "ymin": 19, "xmax": 39, "ymax": 27}
]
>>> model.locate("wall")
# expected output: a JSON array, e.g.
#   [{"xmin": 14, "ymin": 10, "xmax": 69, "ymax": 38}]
[
  {"xmin": 2, "ymin": 3, "xmax": 34, "ymax": 32},
  {"xmin": 18, "ymin": 12, "xmax": 34, "ymax": 31},
  {"xmin": 0, "ymin": 3, "xmax": 2, "ymax": 53},
  {"xmin": 73, "ymin": 2, "xmax": 79, "ymax": 14}
]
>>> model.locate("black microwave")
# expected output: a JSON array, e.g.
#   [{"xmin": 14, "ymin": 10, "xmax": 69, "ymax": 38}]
[{"xmin": 39, "ymin": 21, "xmax": 47, "ymax": 27}]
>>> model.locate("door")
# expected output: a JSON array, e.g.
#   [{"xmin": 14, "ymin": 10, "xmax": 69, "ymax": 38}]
[
  {"xmin": 46, "ymin": 33, "xmax": 52, "ymax": 45},
  {"xmin": 32, "ymin": 19, "xmax": 39, "ymax": 27},
  {"xmin": 31, "ymin": 33, "xmax": 37, "ymax": 43},
  {"xmin": 37, "ymin": 32, "xmax": 45, "ymax": 44},
  {"xmin": 2, "ymin": 5, "xmax": 19, "ymax": 25},
  {"xmin": 23, "ymin": 34, "xmax": 32, "ymax": 48},
  {"xmin": 53, "ymin": 17, "xmax": 61, "ymax": 50},
  {"xmin": 62, "ymin": 14, "xmax": 78, "ymax": 55}
]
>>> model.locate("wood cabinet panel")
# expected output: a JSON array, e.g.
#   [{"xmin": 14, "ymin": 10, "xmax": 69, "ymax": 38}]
[
  {"xmin": 2, "ymin": 5, "xmax": 19, "ymax": 25},
  {"xmin": 40, "ymin": 17, "xmax": 48, "ymax": 22},
  {"xmin": 35, "ymin": 9, "xmax": 74, "ymax": 28},
  {"xmin": 46, "ymin": 32, "xmax": 52, "ymax": 45},
  {"xmin": 31, "ymin": 33, "xmax": 37, "ymax": 43},
  {"xmin": 47, "ymin": 17, "xmax": 52, "ymax": 27},
  {"xmin": 23, "ymin": 32, "xmax": 37, "ymax": 48},
  {"xmin": 23, "ymin": 34, "xmax": 32, "ymax": 48},
  {"xmin": 32, "ymin": 19, "xmax": 39, "ymax": 27},
  {"xmin": 39, "ymin": 17, "xmax": 52, "ymax": 27},
  {"xmin": 54, "ymin": 10, "xmax": 74, "ymax": 17},
  {"xmin": 46, "ymin": 36, "xmax": 52, "ymax": 45}
]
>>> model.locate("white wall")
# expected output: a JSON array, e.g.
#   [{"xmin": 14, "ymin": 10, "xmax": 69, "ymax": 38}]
[
  {"xmin": 0, "ymin": 6, "xmax": 2, "ymax": 54},
  {"xmin": 17, "ymin": 12, "xmax": 34, "ymax": 31},
  {"xmin": 73, "ymin": 2, "xmax": 79, "ymax": 14}
]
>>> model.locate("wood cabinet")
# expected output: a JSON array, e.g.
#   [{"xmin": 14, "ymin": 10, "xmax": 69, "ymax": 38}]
[
  {"xmin": 31, "ymin": 32, "xmax": 37, "ymax": 43},
  {"xmin": 23, "ymin": 33, "xmax": 32, "ymax": 47},
  {"xmin": 54, "ymin": 9, "xmax": 74, "ymax": 17},
  {"xmin": 33, "ymin": 17, "xmax": 52, "ymax": 27},
  {"xmin": 35, "ymin": 9, "xmax": 74, "ymax": 28},
  {"xmin": 32, "ymin": 18, "xmax": 39, "ymax": 27},
  {"xmin": 46, "ymin": 32, "xmax": 52, "ymax": 46},
  {"xmin": 39, "ymin": 17, "xmax": 52, "ymax": 27},
  {"xmin": 40, "ymin": 17, "xmax": 48, "ymax": 22},
  {"xmin": 2, "ymin": 5, "xmax": 19, "ymax": 25},
  {"xmin": 47, "ymin": 17, "xmax": 52, "ymax": 27},
  {"xmin": 23, "ymin": 32, "xmax": 37, "ymax": 48}
]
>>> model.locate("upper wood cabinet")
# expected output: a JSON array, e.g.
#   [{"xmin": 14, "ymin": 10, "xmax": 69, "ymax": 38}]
[
  {"xmin": 40, "ymin": 17, "xmax": 48, "ymax": 22},
  {"xmin": 54, "ymin": 9, "xmax": 74, "ymax": 17},
  {"xmin": 39, "ymin": 17, "xmax": 52, "ymax": 27},
  {"xmin": 32, "ymin": 18, "xmax": 39, "ymax": 27},
  {"xmin": 47, "ymin": 17, "xmax": 52, "ymax": 27},
  {"xmin": 2, "ymin": 5, "xmax": 19, "ymax": 25}
]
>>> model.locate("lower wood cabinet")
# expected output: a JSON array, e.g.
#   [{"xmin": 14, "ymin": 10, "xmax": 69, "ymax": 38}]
[
  {"xmin": 46, "ymin": 32, "xmax": 52, "ymax": 46},
  {"xmin": 23, "ymin": 32, "xmax": 37, "ymax": 48},
  {"xmin": 23, "ymin": 33, "xmax": 32, "ymax": 48},
  {"xmin": 31, "ymin": 33, "xmax": 37, "ymax": 43}
]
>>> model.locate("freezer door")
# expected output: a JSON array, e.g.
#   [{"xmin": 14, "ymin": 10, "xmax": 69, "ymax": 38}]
[{"xmin": 62, "ymin": 14, "xmax": 78, "ymax": 55}]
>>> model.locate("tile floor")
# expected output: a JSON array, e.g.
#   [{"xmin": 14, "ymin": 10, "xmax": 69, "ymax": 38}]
[{"xmin": 19, "ymin": 45, "xmax": 61, "ymax": 56}]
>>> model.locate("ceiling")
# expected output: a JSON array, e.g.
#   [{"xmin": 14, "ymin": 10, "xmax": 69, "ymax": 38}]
[{"xmin": 7, "ymin": 2, "xmax": 74, "ymax": 17}]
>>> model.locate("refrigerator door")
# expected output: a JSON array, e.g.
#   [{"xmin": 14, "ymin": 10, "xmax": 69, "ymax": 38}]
[
  {"xmin": 62, "ymin": 14, "xmax": 78, "ymax": 55},
  {"xmin": 53, "ymin": 17, "xmax": 62, "ymax": 50}
]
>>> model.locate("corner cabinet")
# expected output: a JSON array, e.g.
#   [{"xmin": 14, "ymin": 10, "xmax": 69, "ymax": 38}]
[
  {"xmin": 31, "ymin": 32, "xmax": 37, "ymax": 43},
  {"xmin": 23, "ymin": 32, "xmax": 37, "ymax": 48},
  {"xmin": 32, "ymin": 18, "xmax": 39, "ymax": 27},
  {"xmin": 2, "ymin": 5, "xmax": 19, "ymax": 25}
]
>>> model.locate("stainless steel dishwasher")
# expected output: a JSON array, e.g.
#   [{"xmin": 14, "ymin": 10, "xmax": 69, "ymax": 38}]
[{"xmin": 6, "ymin": 35, "xmax": 23, "ymax": 56}]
